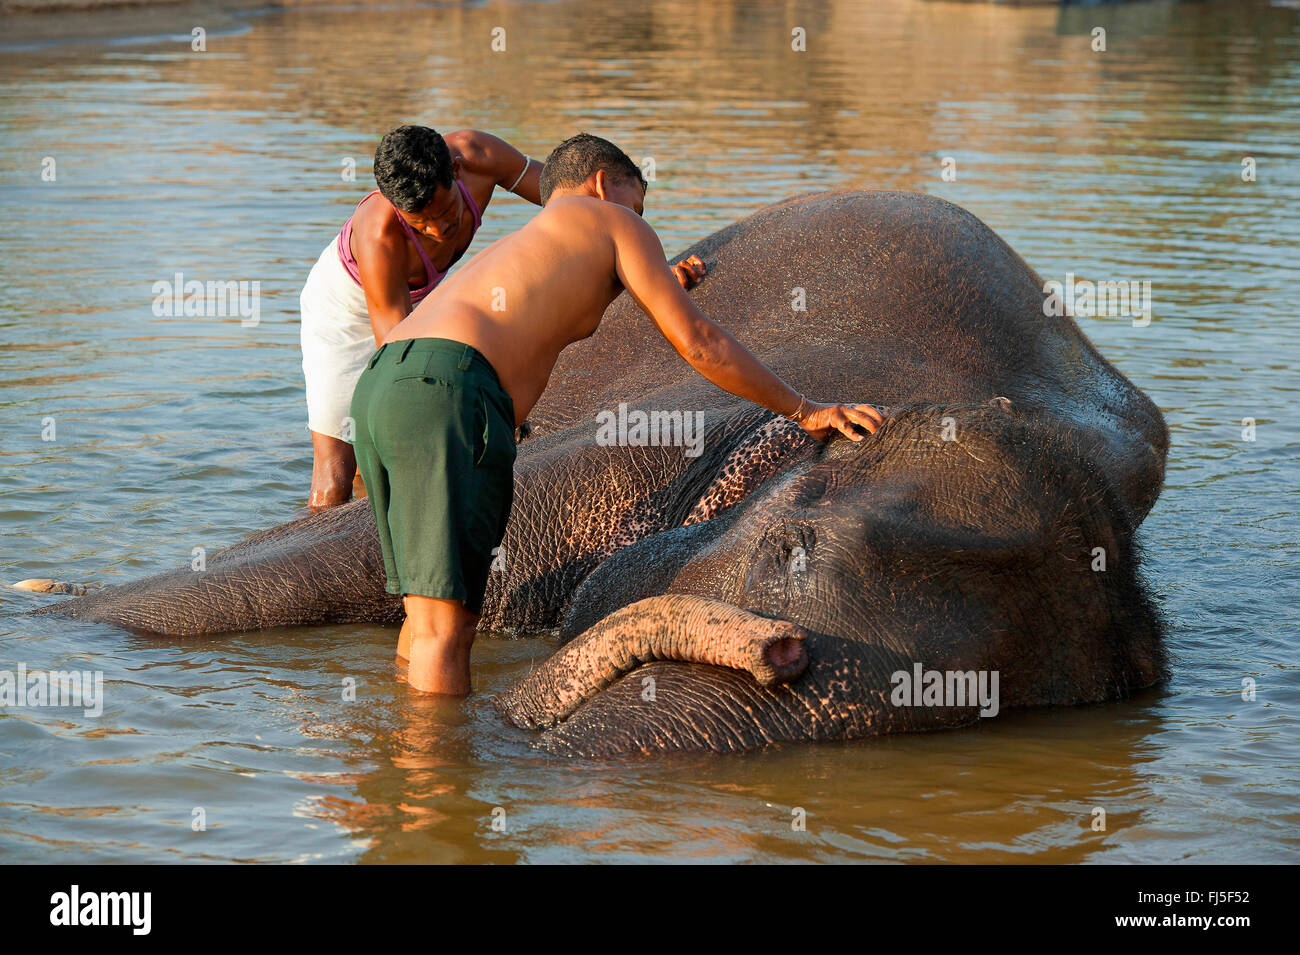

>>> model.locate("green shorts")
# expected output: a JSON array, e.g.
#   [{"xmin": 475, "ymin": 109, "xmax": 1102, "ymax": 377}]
[{"xmin": 350, "ymin": 338, "xmax": 516, "ymax": 614}]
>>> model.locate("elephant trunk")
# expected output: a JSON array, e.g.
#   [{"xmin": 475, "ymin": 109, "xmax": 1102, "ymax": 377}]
[{"xmin": 494, "ymin": 595, "xmax": 808, "ymax": 730}]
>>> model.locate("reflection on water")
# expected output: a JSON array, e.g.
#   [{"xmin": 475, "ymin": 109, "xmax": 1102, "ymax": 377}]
[{"xmin": 1, "ymin": 0, "xmax": 1297, "ymax": 862}]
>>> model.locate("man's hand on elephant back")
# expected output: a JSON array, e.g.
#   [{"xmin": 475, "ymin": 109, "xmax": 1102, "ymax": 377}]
[
  {"xmin": 672, "ymin": 255, "xmax": 706, "ymax": 290},
  {"xmin": 796, "ymin": 402, "xmax": 885, "ymax": 442}
]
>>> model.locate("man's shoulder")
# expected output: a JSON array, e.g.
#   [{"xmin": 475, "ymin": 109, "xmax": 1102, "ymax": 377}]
[
  {"xmin": 442, "ymin": 128, "xmax": 483, "ymax": 154},
  {"xmin": 445, "ymin": 129, "xmax": 509, "ymax": 174},
  {"xmin": 351, "ymin": 195, "xmax": 405, "ymax": 248}
]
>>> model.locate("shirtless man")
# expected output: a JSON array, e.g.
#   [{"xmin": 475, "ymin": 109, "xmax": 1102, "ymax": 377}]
[
  {"xmin": 300, "ymin": 124, "xmax": 705, "ymax": 511},
  {"xmin": 350, "ymin": 133, "xmax": 883, "ymax": 694}
]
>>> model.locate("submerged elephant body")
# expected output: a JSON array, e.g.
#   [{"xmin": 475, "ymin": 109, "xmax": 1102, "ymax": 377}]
[{"xmin": 36, "ymin": 191, "xmax": 1169, "ymax": 756}]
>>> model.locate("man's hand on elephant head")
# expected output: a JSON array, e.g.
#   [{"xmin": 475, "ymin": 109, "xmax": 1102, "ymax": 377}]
[
  {"xmin": 797, "ymin": 402, "xmax": 885, "ymax": 442},
  {"xmin": 672, "ymin": 254, "xmax": 707, "ymax": 290}
]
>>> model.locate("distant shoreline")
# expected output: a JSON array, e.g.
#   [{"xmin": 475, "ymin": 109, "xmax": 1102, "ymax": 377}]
[
  {"xmin": 1, "ymin": 0, "xmax": 273, "ymax": 10},
  {"xmin": 3, "ymin": 0, "xmax": 249, "ymax": 12},
  {"xmin": 1, "ymin": 0, "xmax": 337, "ymax": 51}
]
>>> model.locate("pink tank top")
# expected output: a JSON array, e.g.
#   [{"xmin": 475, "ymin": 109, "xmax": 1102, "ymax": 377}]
[{"xmin": 336, "ymin": 179, "xmax": 483, "ymax": 304}]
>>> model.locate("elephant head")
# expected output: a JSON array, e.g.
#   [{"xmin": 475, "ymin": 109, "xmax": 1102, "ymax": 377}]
[{"xmin": 496, "ymin": 400, "xmax": 1165, "ymax": 756}]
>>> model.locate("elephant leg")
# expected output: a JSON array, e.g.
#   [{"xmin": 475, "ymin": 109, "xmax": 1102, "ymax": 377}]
[{"xmin": 494, "ymin": 595, "xmax": 808, "ymax": 730}]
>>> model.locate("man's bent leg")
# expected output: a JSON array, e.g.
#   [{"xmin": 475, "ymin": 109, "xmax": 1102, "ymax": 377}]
[
  {"xmin": 309, "ymin": 430, "xmax": 358, "ymax": 511},
  {"xmin": 401, "ymin": 595, "xmax": 478, "ymax": 695}
]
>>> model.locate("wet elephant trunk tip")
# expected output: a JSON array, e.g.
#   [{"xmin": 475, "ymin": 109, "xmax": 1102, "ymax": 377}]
[
  {"xmin": 743, "ymin": 621, "xmax": 800, "ymax": 686},
  {"xmin": 495, "ymin": 595, "xmax": 809, "ymax": 730}
]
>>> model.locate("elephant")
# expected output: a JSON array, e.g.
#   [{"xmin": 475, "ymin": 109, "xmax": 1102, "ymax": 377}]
[{"xmin": 28, "ymin": 190, "xmax": 1169, "ymax": 757}]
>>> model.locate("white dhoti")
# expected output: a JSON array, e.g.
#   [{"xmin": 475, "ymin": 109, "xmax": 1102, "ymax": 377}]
[{"xmin": 299, "ymin": 236, "xmax": 375, "ymax": 442}]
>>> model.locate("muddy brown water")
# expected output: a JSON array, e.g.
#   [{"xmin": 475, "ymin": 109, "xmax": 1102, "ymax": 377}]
[{"xmin": 1, "ymin": 0, "xmax": 1297, "ymax": 862}]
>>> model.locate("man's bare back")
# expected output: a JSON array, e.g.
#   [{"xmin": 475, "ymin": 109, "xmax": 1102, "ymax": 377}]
[
  {"xmin": 385, "ymin": 181, "xmax": 881, "ymax": 444},
  {"xmin": 384, "ymin": 195, "xmax": 632, "ymax": 425}
]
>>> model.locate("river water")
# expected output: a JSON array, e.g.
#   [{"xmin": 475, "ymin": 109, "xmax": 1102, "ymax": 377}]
[{"xmin": 1, "ymin": 0, "xmax": 1297, "ymax": 863}]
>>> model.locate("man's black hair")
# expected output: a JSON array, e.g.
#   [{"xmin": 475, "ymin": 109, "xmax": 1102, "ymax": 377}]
[
  {"xmin": 373, "ymin": 125, "xmax": 455, "ymax": 213},
  {"xmin": 539, "ymin": 133, "xmax": 646, "ymax": 204}
]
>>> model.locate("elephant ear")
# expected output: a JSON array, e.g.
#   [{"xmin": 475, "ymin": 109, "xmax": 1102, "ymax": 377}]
[
  {"xmin": 819, "ymin": 401, "xmax": 1142, "ymax": 566},
  {"xmin": 797, "ymin": 406, "xmax": 1165, "ymax": 706}
]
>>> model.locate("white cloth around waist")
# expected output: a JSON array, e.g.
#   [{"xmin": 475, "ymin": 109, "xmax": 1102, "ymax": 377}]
[{"xmin": 300, "ymin": 236, "xmax": 376, "ymax": 441}]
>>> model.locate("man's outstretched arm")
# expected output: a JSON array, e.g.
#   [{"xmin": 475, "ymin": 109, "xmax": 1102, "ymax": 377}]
[
  {"xmin": 611, "ymin": 209, "xmax": 883, "ymax": 441},
  {"xmin": 448, "ymin": 130, "xmax": 544, "ymax": 206}
]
